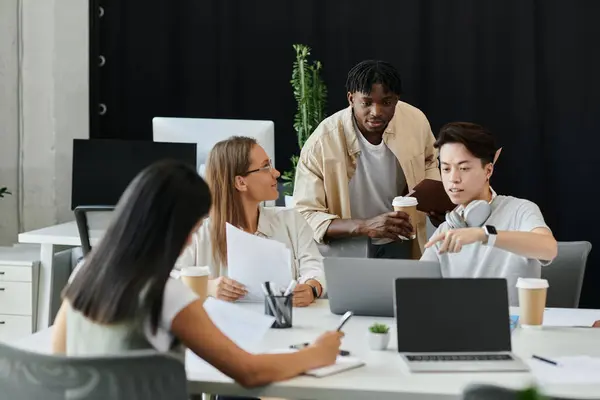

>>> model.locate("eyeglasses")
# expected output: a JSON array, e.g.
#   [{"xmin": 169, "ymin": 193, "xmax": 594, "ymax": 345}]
[{"xmin": 243, "ymin": 159, "xmax": 274, "ymax": 176}]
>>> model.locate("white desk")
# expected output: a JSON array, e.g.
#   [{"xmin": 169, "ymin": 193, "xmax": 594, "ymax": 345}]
[
  {"xmin": 18, "ymin": 214, "xmax": 110, "ymax": 330},
  {"xmin": 13, "ymin": 301, "xmax": 600, "ymax": 399}
]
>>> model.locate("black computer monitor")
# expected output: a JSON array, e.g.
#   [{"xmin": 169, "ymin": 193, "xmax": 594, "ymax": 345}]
[{"xmin": 71, "ymin": 139, "xmax": 197, "ymax": 209}]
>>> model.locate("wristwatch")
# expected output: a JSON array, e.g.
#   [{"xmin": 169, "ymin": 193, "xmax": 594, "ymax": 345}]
[
  {"xmin": 483, "ymin": 225, "xmax": 498, "ymax": 247},
  {"xmin": 308, "ymin": 283, "xmax": 320, "ymax": 299}
]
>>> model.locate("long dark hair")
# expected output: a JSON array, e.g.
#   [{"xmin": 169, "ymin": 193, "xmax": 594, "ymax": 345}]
[{"xmin": 63, "ymin": 160, "xmax": 212, "ymax": 332}]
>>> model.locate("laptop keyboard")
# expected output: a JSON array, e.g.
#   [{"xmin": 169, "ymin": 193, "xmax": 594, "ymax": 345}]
[{"xmin": 406, "ymin": 354, "xmax": 513, "ymax": 362}]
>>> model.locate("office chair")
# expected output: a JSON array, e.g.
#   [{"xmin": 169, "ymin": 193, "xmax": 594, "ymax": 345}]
[
  {"xmin": 463, "ymin": 384, "xmax": 575, "ymax": 400},
  {"xmin": 74, "ymin": 205, "xmax": 115, "ymax": 257},
  {"xmin": 542, "ymin": 241, "xmax": 592, "ymax": 308},
  {"xmin": 0, "ymin": 342, "xmax": 188, "ymax": 400}
]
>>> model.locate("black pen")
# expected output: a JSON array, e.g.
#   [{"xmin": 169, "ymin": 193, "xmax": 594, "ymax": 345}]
[{"xmin": 532, "ymin": 354, "xmax": 559, "ymax": 366}]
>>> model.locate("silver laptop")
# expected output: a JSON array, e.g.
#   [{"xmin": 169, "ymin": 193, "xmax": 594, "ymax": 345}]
[
  {"xmin": 395, "ymin": 278, "xmax": 529, "ymax": 373},
  {"xmin": 324, "ymin": 257, "xmax": 442, "ymax": 317}
]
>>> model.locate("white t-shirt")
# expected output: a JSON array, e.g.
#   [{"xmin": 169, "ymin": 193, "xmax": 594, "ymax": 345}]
[
  {"xmin": 421, "ymin": 195, "xmax": 551, "ymax": 306},
  {"xmin": 349, "ymin": 121, "xmax": 407, "ymax": 245},
  {"xmin": 66, "ymin": 263, "xmax": 198, "ymax": 355}
]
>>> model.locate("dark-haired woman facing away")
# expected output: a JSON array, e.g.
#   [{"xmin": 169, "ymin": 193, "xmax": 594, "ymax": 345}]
[{"xmin": 51, "ymin": 160, "xmax": 343, "ymax": 388}]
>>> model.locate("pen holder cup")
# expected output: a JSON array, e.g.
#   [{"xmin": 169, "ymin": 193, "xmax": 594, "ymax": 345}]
[{"xmin": 264, "ymin": 294, "xmax": 293, "ymax": 329}]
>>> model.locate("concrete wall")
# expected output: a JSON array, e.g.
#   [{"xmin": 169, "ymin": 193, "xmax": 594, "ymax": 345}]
[
  {"xmin": 0, "ymin": 0, "xmax": 88, "ymax": 245},
  {"xmin": 0, "ymin": 0, "xmax": 20, "ymax": 245}
]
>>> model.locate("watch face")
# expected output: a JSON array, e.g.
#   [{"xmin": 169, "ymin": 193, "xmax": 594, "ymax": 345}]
[{"xmin": 486, "ymin": 225, "xmax": 498, "ymax": 235}]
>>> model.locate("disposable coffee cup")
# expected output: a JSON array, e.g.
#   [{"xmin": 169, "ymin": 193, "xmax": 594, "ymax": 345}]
[
  {"xmin": 516, "ymin": 278, "xmax": 549, "ymax": 328},
  {"xmin": 392, "ymin": 196, "xmax": 419, "ymax": 240},
  {"xmin": 180, "ymin": 266, "xmax": 210, "ymax": 302}
]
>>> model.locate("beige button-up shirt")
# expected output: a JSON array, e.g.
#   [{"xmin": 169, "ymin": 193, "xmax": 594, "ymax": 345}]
[
  {"xmin": 176, "ymin": 206, "xmax": 327, "ymax": 295},
  {"xmin": 293, "ymin": 101, "xmax": 441, "ymax": 258}
]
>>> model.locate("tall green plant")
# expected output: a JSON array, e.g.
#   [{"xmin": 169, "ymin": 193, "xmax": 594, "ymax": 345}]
[
  {"xmin": 281, "ymin": 44, "xmax": 327, "ymax": 197},
  {"xmin": 0, "ymin": 187, "xmax": 11, "ymax": 199}
]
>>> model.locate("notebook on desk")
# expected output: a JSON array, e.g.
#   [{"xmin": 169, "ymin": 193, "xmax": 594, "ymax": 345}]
[
  {"xmin": 269, "ymin": 349, "xmax": 365, "ymax": 377},
  {"xmin": 305, "ymin": 355, "xmax": 365, "ymax": 377}
]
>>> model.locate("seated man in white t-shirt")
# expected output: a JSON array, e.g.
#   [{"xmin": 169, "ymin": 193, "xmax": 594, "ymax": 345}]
[{"xmin": 421, "ymin": 122, "xmax": 558, "ymax": 305}]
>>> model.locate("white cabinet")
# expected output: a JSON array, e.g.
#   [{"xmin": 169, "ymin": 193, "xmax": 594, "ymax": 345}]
[{"xmin": 0, "ymin": 246, "xmax": 40, "ymax": 343}]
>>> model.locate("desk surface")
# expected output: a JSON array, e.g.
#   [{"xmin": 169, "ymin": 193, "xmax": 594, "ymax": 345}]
[
  {"xmin": 18, "ymin": 213, "xmax": 111, "ymax": 246},
  {"xmin": 12, "ymin": 300, "xmax": 600, "ymax": 399}
]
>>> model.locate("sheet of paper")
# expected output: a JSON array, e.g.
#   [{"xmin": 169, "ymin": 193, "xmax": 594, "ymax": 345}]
[
  {"xmin": 542, "ymin": 308, "xmax": 600, "ymax": 327},
  {"xmin": 226, "ymin": 223, "xmax": 292, "ymax": 301},
  {"xmin": 528, "ymin": 356, "xmax": 600, "ymax": 384},
  {"xmin": 203, "ymin": 297, "xmax": 274, "ymax": 352},
  {"xmin": 187, "ymin": 297, "xmax": 275, "ymax": 373}
]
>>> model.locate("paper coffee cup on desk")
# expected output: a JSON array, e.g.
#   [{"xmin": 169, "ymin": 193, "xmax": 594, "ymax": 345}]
[
  {"xmin": 180, "ymin": 266, "xmax": 210, "ymax": 301},
  {"xmin": 516, "ymin": 278, "xmax": 549, "ymax": 328},
  {"xmin": 392, "ymin": 196, "xmax": 418, "ymax": 240}
]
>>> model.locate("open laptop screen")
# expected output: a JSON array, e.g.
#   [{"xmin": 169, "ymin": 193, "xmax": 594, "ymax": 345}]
[{"xmin": 395, "ymin": 278, "xmax": 511, "ymax": 353}]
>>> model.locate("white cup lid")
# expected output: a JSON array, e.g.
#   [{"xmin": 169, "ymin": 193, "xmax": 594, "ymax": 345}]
[
  {"xmin": 180, "ymin": 266, "xmax": 210, "ymax": 277},
  {"xmin": 392, "ymin": 196, "xmax": 418, "ymax": 207},
  {"xmin": 516, "ymin": 278, "xmax": 549, "ymax": 289}
]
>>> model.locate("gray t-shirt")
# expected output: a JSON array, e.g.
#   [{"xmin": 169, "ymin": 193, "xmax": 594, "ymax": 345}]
[
  {"xmin": 349, "ymin": 121, "xmax": 407, "ymax": 245},
  {"xmin": 421, "ymin": 195, "xmax": 551, "ymax": 306}
]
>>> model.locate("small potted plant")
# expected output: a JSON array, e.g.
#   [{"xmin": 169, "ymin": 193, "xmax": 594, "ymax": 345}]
[{"xmin": 368, "ymin": 322, "xmax": 390, "ymax": 351}]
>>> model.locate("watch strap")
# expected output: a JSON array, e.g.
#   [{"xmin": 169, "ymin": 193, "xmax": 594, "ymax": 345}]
[{"xmin": 309, "ymin": 284, "xmax": 319, "ymax": 299}]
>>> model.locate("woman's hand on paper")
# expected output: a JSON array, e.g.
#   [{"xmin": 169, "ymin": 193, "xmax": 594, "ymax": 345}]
[{"xmin": 210, "ymin": 277, "xmax": 247, "ymax": 301}]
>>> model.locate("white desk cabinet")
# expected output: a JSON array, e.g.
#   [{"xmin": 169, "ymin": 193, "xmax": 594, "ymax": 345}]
[{"xmin": 0, "ymin": 246, "xmax": 40, "ymax": 342}]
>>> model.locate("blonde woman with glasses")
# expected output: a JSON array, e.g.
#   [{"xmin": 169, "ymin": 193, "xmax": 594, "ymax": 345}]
[{"xmin": 177, "ymin": 136, "xmax": 325, "ymax": 307}]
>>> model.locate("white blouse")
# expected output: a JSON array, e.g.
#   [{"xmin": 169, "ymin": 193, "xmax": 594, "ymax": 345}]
[
  {"xmin": 176, "ymin": 206, "xmax": 327, "ymax": 295},
  {"xmin": 67, "ymin": 263, "xmax": 198, "ymax": 354}
]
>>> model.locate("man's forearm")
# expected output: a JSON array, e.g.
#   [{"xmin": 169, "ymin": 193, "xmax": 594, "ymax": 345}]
[
  {"xmin": 324, "ymin": 218, "xmax": 366, "ymax": 240},
  {"xmin": 492, "ymin": 231, "xmax": 557, "ymax": 261}
]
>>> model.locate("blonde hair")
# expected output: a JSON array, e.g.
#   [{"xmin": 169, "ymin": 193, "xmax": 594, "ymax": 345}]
[{"xmin": 206, "ymin": 136, "xmax": 257, "ymax": 271}]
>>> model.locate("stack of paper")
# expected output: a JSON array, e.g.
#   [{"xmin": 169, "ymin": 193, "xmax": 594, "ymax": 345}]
[
  {"xmin": 226, "ymin": 223, "xmax": 292, "ymax": 301},
  {"xmin": 528, "ymin": 356, "xmax": 600, "ymax": 384}
]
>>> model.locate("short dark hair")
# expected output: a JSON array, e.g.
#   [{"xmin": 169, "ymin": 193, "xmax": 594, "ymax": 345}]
[
  {"xmin": 345, "ymin": 60, "xmax": 402, "ymax": 96},
  {"xmin": 435, "ymin": 122, "xmax": 498, "ymax": 165},
  {"xmin": 63, "ymin": 160, "xmax": 212, "ymax": 333}
]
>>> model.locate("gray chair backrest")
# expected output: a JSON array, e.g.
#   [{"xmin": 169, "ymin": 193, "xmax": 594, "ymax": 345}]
[
  {"xmin": 463, "ymin": 384, "xmax": 573, "ymax": 400},
  {"xmin": 541, "ymin": 241, "xmax": 592, "ymax": 308},
  {"xmin": 317, "ymin": 237, "xmax": 372, "ymax": 258},
  {"xmin": 0, "ymin": 343, "xmax": 188, "ymax": 400},
  {"xmin": 74, "ymin": 205, "xmax": 115, "ymax": 257}
]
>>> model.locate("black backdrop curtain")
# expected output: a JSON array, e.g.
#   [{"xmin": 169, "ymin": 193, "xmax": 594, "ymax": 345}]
[{"xmin": 91, "ymin": 0, "xmax": 600, "ymax": 307}]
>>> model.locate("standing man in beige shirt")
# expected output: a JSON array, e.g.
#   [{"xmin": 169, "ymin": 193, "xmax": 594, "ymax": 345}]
[{"xmin": 293, "ymin": 60, "xmax": 441, "ymax": 259}]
